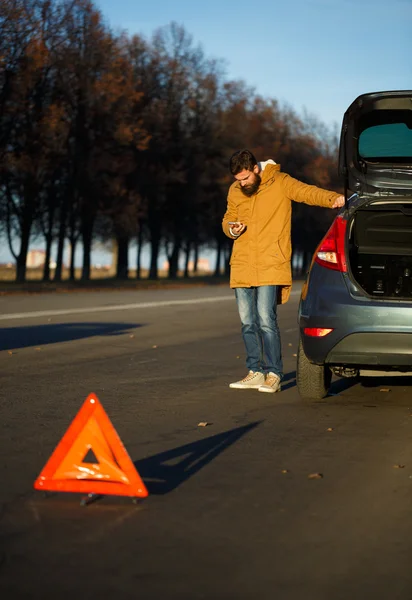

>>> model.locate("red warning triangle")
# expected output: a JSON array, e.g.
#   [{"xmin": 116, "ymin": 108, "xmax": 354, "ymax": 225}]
[{"xmin": 34, "ymin": 393, "xmax": 148, "ymax": 498}]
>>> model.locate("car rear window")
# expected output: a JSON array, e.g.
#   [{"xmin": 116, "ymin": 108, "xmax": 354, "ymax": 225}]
[{"xmin": 359, "ymin": 122, "xmax": 412, "ymax": 160}]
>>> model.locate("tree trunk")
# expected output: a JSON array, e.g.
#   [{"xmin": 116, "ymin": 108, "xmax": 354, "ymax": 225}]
[
  {"xmin": 168, "ymin": 238, "xmax": 180, "ymax": 279},
  {"xmin": 148, "ymin": 228, "xmax": 160, "ymax": 280},
  {"xmin": 136, "ymin": 222, "xmax": 144, "ymax": 280},
  {"xmin": 15, "ymin": 180, "xmax": 38, "ymax": 282},
  {"xmin": 42, "ymin": 196, "xmax": 56, "ymax": 281},
  {"xmin": 224, "ymin": 242, "xmax": 231, "ymax": 277},
  {"xmin": 69, "ymin": 238, "xmax": 77, "ymax": 280},
  {"xmin": 304, "ymin": 251, "xmax": 312, "ymax": 274},
  {"xmin": 43, "ymin": 234, "xmax": 53, "ymax": 282},
  {"xmin": 54, "ymin": 196, "xmax": 68, "ymax": 282},
  {"xmin": 116, "ymin": 235, "xmax": 129, "ymax": 279},
  {"xmin": 193, "ymin": 243, "xmax": 199, "ymax": 274},
  {"xmin": 214, "ymin": 237, "xmax": 222, "ymax": 277},
  {"xmin": 81, "ymin": 222, "xmax": 93, "ymax": 281},
  {"xmin": 15, "ymin": 222, "xmax": 31, "ymax": 283},
  {"xmin": 183, "ymin": 242, "xmax": 191, "ymax": 278}
]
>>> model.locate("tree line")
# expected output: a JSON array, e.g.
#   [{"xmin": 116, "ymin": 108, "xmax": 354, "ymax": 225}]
[{"xmin": 0, "ymin": 0, "xmax": 342, "ymax": 283}]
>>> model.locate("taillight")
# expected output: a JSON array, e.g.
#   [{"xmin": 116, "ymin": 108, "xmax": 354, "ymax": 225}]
[
  {"xmin": 304, "ymin": 328, "xmax": 334, "ymax": 337},
  {"xmin": 314, "ymin": 215, "xmax": 347, "ymax": 272}
]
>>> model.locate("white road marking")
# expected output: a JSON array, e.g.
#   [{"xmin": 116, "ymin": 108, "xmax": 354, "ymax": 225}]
[
  {"xmin": 134, "ymin": 359, "xmax": 158, "ymax": 365},
  {"xmin": 0, "ymin": 289, "xmax": 301, "ymax": 322},
  {"xmin": 0, "ymin": 296, "xmax": 234, "ymax": 321}
]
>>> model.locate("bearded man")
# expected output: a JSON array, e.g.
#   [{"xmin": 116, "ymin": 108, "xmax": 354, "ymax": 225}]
[{"xmin": 222, "ymin": 149, "xmax": 344, "ymax": 393}]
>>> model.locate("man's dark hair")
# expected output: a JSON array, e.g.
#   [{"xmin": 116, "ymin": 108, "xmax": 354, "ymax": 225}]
[{"xmin": 229, "ymin": 149, "xmax": 258, "ymax": 175}]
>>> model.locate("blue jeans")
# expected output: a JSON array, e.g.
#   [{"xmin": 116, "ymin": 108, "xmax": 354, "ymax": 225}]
[{"xmin": 235, "ymin": 286, "xmax": 283, "ymax": 378}]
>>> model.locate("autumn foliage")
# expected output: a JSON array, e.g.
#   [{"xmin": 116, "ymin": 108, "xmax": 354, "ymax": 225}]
[{"xmin": 0, "ymin": 0, "xmax": 341, "ymax": 282}]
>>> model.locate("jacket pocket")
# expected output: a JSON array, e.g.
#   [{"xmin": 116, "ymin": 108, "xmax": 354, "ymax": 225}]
[
  {"xmin": 270, "ymin": 239, "xmax": 290, "ymax": 263},
  {"xmin": 230, "ymin": 241, "xmax": 248, "ymax": 265}
]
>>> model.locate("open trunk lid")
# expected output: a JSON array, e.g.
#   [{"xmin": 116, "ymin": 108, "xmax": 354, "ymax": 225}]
[{"xmin": 339, "ymin": 91, "xmax": 412, "ymax": 197}]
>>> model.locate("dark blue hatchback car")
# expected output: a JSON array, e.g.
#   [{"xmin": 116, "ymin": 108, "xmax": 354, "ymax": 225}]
[{"xmin": 297, "ymin": 90, "xmax": 412, "ymax": 400}]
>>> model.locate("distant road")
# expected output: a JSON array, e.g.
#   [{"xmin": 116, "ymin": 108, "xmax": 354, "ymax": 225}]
[{"xmin": 0, "ymin": 288, "xmax": 302, "ymax": 321}]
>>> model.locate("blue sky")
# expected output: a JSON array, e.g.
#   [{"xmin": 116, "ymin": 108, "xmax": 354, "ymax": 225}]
[
  {"xmin": 94, "ymin": 0, "xmax": 411, "ymax": 128},
  {"xmin": 1, "ymin": 0, "xmax": 410, "ymax": 265}
]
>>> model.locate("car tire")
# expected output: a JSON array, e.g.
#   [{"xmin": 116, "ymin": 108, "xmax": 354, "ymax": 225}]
[{"xmin": 297, "ymin": 338, "xmax": 332, "ymax": 400}]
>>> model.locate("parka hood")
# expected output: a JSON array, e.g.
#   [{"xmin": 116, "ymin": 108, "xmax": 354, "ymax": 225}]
[
  {"xmin": 259, "ymin": 162, "xmax": 281, "ymax": 187},
  {"xmin": 230, "ymin": 161, "xmax": 281, "ymax": 193}
]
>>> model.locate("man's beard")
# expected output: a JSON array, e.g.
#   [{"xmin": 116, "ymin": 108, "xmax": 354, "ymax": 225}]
[{"xmin": 240, "ymin": 173, "xmax": 261, "ymax": 197}]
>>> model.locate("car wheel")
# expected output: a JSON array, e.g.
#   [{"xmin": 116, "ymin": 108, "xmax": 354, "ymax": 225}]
[{"xmin": 297, "ymin": 338, "xmax": 332, "ymax": 400}]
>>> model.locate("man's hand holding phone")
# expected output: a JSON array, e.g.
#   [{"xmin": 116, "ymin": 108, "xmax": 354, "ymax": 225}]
[{"xmin": 228, "ymin": 221, "xmax": 246, "ymax": 236}]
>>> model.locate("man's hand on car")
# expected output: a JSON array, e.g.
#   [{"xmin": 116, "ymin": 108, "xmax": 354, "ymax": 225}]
[{"xmin": 331, "ymin": 195, "xmax": 345, "ymax": 209}]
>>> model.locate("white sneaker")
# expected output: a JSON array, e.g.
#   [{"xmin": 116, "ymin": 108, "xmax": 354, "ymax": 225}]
[
  {"xmin": 258, "ymin": 372, "xmax": 281, "ymax": 393},
  {"xmin": 229, "ymin": 371, "xmax": 265, "ymax": 389}
]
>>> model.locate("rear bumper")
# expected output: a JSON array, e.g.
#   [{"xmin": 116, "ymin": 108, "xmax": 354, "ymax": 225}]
[
  {"xmin": 325, "ymin": 332, "xmax": 412, "ymax": 367},
  {"xmin": 299, "ymin": 263, "xmax": 412, "ymax": 367}
]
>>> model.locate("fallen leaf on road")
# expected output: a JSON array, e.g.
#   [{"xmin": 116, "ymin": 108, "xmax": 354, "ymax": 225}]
[
  {"xmin": 292, "ymin": 353, "xmax": 297, "ymax": 357},
  {"xmin": 7, "ymin": 351, "xmax": 13, "ymax": 355},
  {"xmin": 35, "ymin": 347, "xmax": 41, "ymax": 351},
  {"xmin": 129, "ymin": 334, "xmax": 134, "ymax": 338},
  {"xmin": 288, "ymin": 343, "xmax": 292, "ymax": 347},
  {"xmin": 198, "ymin": 422, "xmax": 209, "ymax": 427},
  {"xmin": 152, "ymin": 345, "xmax": 157, "ymax": 349},
  {"xmin": 281, "ymin": 469, "xmax": 289, "ymax": 474},
  {"xmin": 236, "ymin": 356, "xmax": 240, "ymax": 359},
  {"xmin": 326, "ymin": 428, "xmax": 334, "ymax": 432},
  {"xmin": 308, "ymin": 473, "xmax": 323, "ymax": 479},
  {"xmin": 393, "ymin": 464, "xmax": 405, "ymax": 469},
  {"xmin": 380, "ymin": 388, "xmax": 391, "ymax": 392}
]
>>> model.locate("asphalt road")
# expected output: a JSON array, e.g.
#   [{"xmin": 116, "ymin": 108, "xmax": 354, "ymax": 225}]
[{"xmin": 1, "ymin": 284, "xmax": 412, "ymax": 600}]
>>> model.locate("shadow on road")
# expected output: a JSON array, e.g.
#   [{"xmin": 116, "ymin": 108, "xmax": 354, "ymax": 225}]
[
  {"xmin": 282, "ymin": 370, "xmax": 296, "ymax": 391},
  {"xmin": 360, "ymin": 375, "xmax": 412, "ymax": 390},
  {"xmin": 326, "ymin": 374, "xmax": 412, "ymax": 398},
  {"xmin": 0, "ymin": 322, "xmax": 143, "ymax": 351},
  {"xmin": 134, "ymin": 421, "xmax": 262, "ymax": 495},
  {"xmin": 327, "ymin": 375, "xmax": 360, "ymax": 397},
  {"xmin": 283, "ymin": 370, "xmax": 360, "ymax": 399}
]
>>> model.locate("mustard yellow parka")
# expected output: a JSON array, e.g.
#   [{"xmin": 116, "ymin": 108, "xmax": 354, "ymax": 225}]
[{"xmin": 222, "ymin": 162, "xmax": 341, "ymax": 304}]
